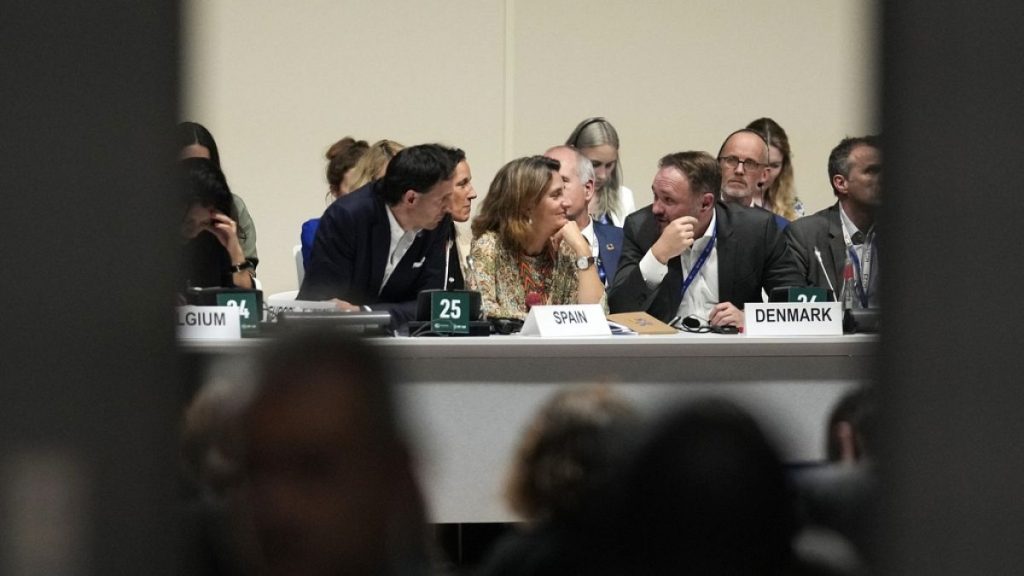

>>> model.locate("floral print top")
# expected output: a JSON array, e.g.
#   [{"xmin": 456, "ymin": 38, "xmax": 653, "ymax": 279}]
[{"xmin": 467, "ymin": 231, "xmax": 581, "ymax": 321}]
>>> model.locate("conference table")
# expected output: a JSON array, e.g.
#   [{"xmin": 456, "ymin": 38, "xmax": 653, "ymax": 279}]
[{"xmin": 182, "ymin": 332, "xmax": 877, "ymax": 523}]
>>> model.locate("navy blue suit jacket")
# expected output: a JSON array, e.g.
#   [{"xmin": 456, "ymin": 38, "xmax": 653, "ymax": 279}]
[
  {"xmin": 593, "ymin": 220, "xmax": 624, "ymax": 287},
  {"xmin": 298, "ymin": 182, "xmax": 447, "ymax": 326}
]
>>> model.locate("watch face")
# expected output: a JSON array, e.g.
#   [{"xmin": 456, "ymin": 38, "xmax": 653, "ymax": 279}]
[{"xmin": 576, "ymin": 256, "xmax": 592, "ymax": 270}]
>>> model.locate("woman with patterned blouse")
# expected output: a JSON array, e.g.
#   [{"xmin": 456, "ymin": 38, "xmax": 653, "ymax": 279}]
[{"xmin": 468, "ymin": 156, "xmax": 605, "ymax": 320}]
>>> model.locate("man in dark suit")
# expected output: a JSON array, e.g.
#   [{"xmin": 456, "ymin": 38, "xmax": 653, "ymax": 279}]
[
  {"xmin": 608, "ymin": 151, "xmax": 803, "ymax": 328},
  {"xmin": 545, "ymin": 145, "xmax": 624, "ymax": 287},
  {"xmin": 785, "ymin": 135, "xmax": 881, "ymax": 306},
  {"xmin": 299, "ymin": 144, "xmax": 460, "ymax": 327}
]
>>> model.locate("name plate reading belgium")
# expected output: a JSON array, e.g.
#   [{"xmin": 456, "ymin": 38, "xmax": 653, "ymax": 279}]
[
  {"xmin": 431, "ymin": 291, "xmax": 470, "ymax": 335},
  {"xmin": 745, "ymin": 302, "xmax": 842, "ymax": 337},
  {"xmin": 177, "ymin": 305, "xmax": 241, "ymax": 340},
  {"xmin": 520, "ymin": 304, "xmax": 611, "ymax": 337}
]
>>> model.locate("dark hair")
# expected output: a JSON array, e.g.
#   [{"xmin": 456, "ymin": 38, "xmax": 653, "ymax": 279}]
[
  {"xmin": 177, "ymin": 121, "xmax": 221, "ymax": 167},
  {"xmin": 826, "ymin": 387, "xmax": 875, "ymax": 461},
  {"xmin": 585, "ymin": 398, "xmax": 798, "ymax": 574},
  {"xmin": 828, "ymin": 135, "xmax": 881, "ymax": 194},
  {"xmin": 253, "ymin": 328, "xmax": 401, "ymax": 448},
  {"xmin": 378, "ymin": 144, "xmax": 460, "ymax": 205},
  {"xmin": 657, "ymin": 151, "xmax": 722, "ymax": 197},
  {"xmin": 505, "ymin": 385, "xmax": 637, "ymax": 521},
  {"xmin": 180, "ymin": 157, "xmax": 234, "ymax": 217},
  {"xmin": 325, "ymin": 137, "xmax": 370, "ymax": 194}
]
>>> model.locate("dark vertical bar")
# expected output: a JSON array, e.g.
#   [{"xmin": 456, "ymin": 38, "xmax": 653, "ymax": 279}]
[
  {"xmin": 0, "ymin": 2, "xmax": 180, "ymax": 574},
  {"xmin": 880, "ymin": 1, "xmax": 1024, "ymax": 573}
]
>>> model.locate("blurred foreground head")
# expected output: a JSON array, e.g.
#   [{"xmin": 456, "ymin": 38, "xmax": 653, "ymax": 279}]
[
  {"xmin": 505, "ymin": 384, "xmax": 637, "ymax": 523},
  {"xmin": 583, "ymin": 398, "xmax": 799, "ymax": 575},
  {"xmin": 240, "ymin": 330, "xmax": 427, "ymax": 576}
]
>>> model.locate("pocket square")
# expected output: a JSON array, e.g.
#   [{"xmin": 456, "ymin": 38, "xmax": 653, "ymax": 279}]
[{"xmin": 412, "ymin": 257, "xmax": 426, "ymax": 268}]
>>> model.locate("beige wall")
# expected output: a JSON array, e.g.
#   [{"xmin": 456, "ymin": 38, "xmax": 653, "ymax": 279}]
[{"xmin": 183, "ymin": 0, "xmax": 878, "ymax": 296}]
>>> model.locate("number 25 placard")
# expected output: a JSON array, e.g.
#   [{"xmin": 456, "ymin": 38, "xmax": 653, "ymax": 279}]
[{"xmin": 431, "ymin": 291, "xmax": 470, "ymax": 334}]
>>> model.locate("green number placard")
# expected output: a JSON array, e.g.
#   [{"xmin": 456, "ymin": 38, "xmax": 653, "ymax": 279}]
[
  {"xmin": 431, "ymin": 291, "xmax": 470, "ymax": 335},
  {"xmin": 787, "ymin": 287, "xmax": 829, "ymax": 303},
  {"xmin": 216, "ymin": 291, "xmax": 260, "ymax": 333}
]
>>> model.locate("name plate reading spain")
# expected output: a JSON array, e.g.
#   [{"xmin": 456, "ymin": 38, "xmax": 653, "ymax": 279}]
[
  {"xmin": 431, "ymin": 290, "xmax": 470, "ymax": 335},
  {"xmin": 745, "ymin": 302, "xmax": 842, "ymax": 337},
  {"xmin": 177, "ymin": 305, "xmax": 241, "ymax": 340},
  {"xmin": 521, "ymin": 304, "xmax": 611, "ymax": 337}
]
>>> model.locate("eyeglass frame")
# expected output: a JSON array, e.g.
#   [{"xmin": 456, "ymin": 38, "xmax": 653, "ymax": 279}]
[{"xmin": 718, "ymin": 155, "xmax": 766, "ymax": 172}]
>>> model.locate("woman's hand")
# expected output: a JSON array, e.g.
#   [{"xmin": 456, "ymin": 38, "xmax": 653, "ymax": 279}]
[
  {"xmin": 552, "ymin": 221, "xmax": 591, "ymax": 257},
  {"xmin": 206, "ymin": 211, "xmax": 240, "ymax": 251}
]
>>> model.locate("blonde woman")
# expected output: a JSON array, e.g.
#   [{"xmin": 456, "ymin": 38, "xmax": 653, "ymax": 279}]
[
  {"xmin": 345, "ymin": 139, "xmax": 405, "ymax": 192},
  {"xmin": 565, "ymin": 117, "xmax": 635, "ymax": 227},
  {"xmin": 746, "ymin": 117, "xmax": 803, "ymax": 220}
]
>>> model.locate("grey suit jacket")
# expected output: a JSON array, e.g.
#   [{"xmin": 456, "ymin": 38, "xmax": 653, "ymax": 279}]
[
  {"xmin": 784, "ymin": 202, "xmax": 846, "ymax": 295},
  {"xmin": 608, "ymin": 201, "xmax": 805, "ymax": 323}
]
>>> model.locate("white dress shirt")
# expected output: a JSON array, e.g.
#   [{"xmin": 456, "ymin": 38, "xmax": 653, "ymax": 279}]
[
  {"xmin": 838, "ymin": 204, "xmax": 878, "ymax": 308},
  {"xmin": 580, "ymin": 219, "xmax": 600, "ymax": 259},
  {"xmin": 380, "ymin": 206, "xmax": 421, "ymax": 294},
  {"xmin": 638, "ymin": 211, "xmax": 719, "ymax": 321}
]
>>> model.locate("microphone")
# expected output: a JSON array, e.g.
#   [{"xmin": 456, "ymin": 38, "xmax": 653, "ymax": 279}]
[
  {"xmin": 443, "ymin": 239, "xmax": 452, "ymax": 290},
  {"xmin": 814, "ymin": 247, "xmax": 837, "ymax": 296}
]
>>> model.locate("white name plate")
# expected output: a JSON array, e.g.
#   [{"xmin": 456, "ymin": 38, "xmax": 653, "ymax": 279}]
[
  {"xmin": 745, "ymin": 302, "xmax": 842, "ymax": 336},
  {"xmin": 177, "ymin": 305, "xmax": 241, "ymax": 340},
  {"xmin": 520, "ymin": 304, "xmax": 611, "ymax": 337}
]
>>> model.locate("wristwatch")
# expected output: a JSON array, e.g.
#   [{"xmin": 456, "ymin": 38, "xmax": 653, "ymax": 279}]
[
  {"xmin": 229, "ymin": 260, "xmax": 255, "ymax": 274},
  {"xmin": 575, "ymin": 256, "xmax": 596, "ymax": 270}
]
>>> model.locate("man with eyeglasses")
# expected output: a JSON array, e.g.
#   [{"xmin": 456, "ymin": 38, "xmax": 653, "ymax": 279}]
[
  {"xmin": 608, "ymin": 151, "xmax": 803, "ymax": 329},
  {"xmin": 785, "ymin": 136, "xmax": 882, "ymax": 307},
  {"xmin": 718, "ymin": 129, "xmax": 791, "ymax": 232},
  {"xmin": 718, "ymin": 129, "xmax": 771, "ymax": 205}
]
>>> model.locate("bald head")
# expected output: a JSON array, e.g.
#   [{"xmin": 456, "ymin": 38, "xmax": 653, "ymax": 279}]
[
  {"xmin": 544, "ymin": 145, "xmax": 595, "ymax": 227},
  {"xmin": 717, "ymin": 130, "xmax": 769, "ymax": 206}
]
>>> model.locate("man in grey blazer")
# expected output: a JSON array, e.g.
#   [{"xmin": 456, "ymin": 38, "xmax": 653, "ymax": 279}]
[
  {"xmin": 785, "ymin": 136, "xmax": 881, "ymax": 307},
  {"xmin": 608, "ymin": 151, "xmax": 803, "ymax": 328}
]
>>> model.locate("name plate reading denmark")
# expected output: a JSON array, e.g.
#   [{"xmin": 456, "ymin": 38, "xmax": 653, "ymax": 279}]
[
  {"xmin": 177, "ymin": 305, "xmax": 241, "ymax": 340},
  {"xmin": 745, "ymin": 302, "xmax": 842, "ymax": 337},
  {"xmin": 520, "ymin": 304, "xmax": 611, "ymax": 337},
  {"xmin": 431, "ymin": 290, "xmax": 470, "ymax": 335}
]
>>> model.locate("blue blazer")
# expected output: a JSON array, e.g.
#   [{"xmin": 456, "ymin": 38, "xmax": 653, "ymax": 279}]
[
  {"xmin": 298, "ymin": 182, "xmax": 448, "ymax": 326},
  {"xmin": 300, "ymin": 217, "xmax": 319, "ymax": 271},
  {"xmin": 593, "ymin": 220, "xmax": 624, "ymax": 287}
]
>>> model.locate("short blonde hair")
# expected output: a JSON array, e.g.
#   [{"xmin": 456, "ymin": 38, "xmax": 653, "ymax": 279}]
[{"xmin": 346, "ymin": 139, "xmax": 404, "ymax": 191}]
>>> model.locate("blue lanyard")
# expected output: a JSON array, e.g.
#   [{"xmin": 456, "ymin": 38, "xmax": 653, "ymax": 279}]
[
  {"xmin": 679, "ymin": 226, "xmax": 717, "ymax": 300},
  {"xmin": 846, "ymin": 243, "xmax": 873, "ymax": 308},
  {"xmin": 597, "ymin": 257, "xmax": 607, "ymax": 285}
]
